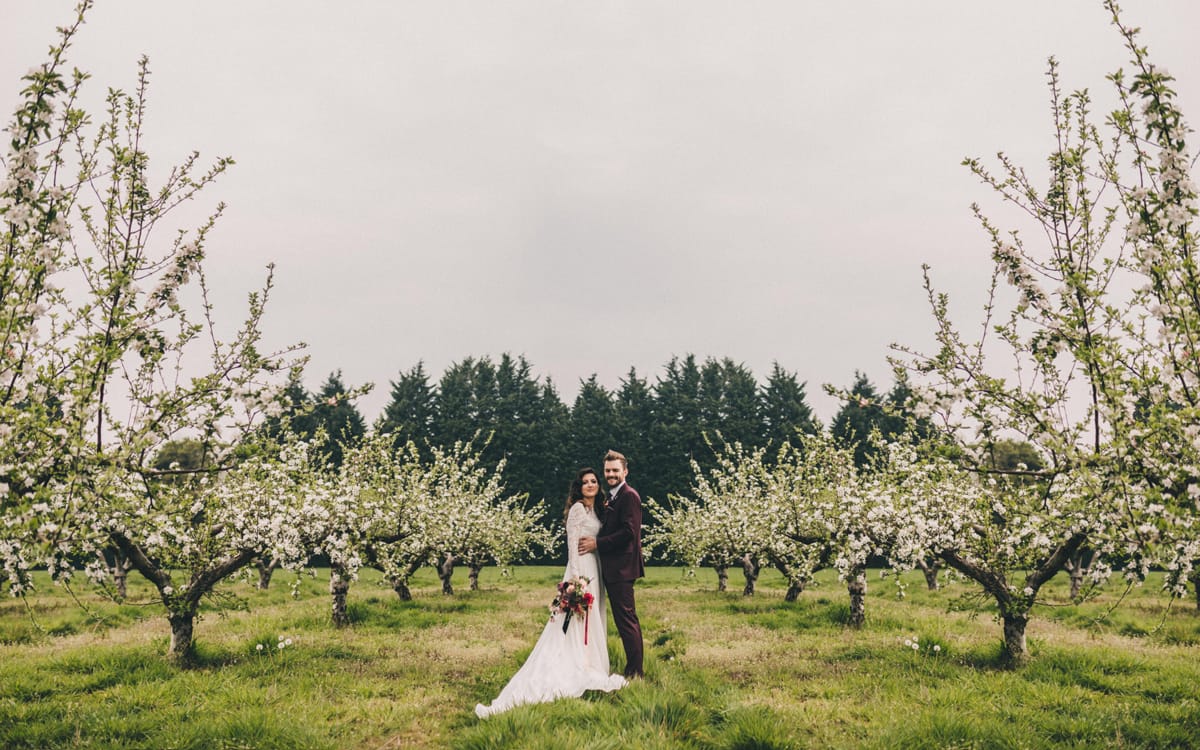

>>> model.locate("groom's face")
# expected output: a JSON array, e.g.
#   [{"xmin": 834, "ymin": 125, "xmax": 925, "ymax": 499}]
[{"xmin": 603, "ymin": 460, "xmax": 627, "ymax": 488}]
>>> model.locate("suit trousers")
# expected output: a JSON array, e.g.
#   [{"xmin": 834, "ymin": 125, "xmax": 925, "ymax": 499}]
[{"xmin": 604, "ymin": 578, "xmax": 643, "ymax": 678}]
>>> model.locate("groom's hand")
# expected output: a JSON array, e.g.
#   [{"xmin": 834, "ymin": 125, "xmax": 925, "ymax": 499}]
[{"xmin": 579, "ymin": 536, "xmax": 597, "ymax": 554}]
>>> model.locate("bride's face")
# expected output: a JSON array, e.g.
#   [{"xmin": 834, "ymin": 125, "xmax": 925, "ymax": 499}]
[{"xmin": 581, "ymin": 473, "xmax": 599, "ymax": 500}]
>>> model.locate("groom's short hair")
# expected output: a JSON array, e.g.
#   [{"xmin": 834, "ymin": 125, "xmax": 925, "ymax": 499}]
[{"xmin": 603, "ymin": 449, "xmax": 627, "ymax": 469}]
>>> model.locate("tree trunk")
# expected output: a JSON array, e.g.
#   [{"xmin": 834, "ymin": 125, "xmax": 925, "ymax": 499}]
[
  {"xmin": 938, "ymin": 532, "xmax": 1088, "ymax": 667},
  {"xmin": 784, "ymin": 579, "xmax": 804, "ymax": 603},
  {"xmin": 102, "ymin": 548, "xmax": 133, "ymax": 601},
  {"xmin": 916, "ymin": 558, "xmax": 940, "ymax": 591},
  {"xmin": 846, "ymin": 569, "xmax": 867, "ymax": 628},
  {"xmin": 1064, "ymin": 549, "xmax": 1093, "ymax": 600},
  {"xmin": 741, "ymin": 554, "xmax": 759, "ymax": 596},
  {"xmin": 714, "ymin": 564, "xmax": 728, "ymax": 592},
  {"xmin": 1002, "ymin": 611, "xmax": 1030, "ymax": 665},
  {"xmin": 167, "ymin": 611, "xmax": 196, "ymax": 663},
  {"xmin": 438, "ymin": 554, "xmax": 456, "ymax": 595},
  {"xmin": 1190, "ymin": 565, "xmax": 1200, "ymax": 611},
  {"xmin": 1068, "ymin": 564, "xmax": 1084, "ymax": 600},
  {"xmin": 387, "ymin": 558, "xmax": 423, "ymax": 601},
  {"xmin": 468, "ymin": 564, "xmax": 482, "ymax": 591},
  {"xmin": 330, "ymin": 566, "xmax": 351, "ymax": 628},
  {"xmin": 391, "ymin": 576, "xmax": 412, "ymax": 601},
  {"xmin": 255, "ymin": 558, "xmax": 280, "ymax": 590},
  {"xmin": 112, "ymin": 559, "xmax": 130, "ymax": 601},
  {"xmin": 770, "ymin": 558, "xmax": 806, "ymax": 602}
]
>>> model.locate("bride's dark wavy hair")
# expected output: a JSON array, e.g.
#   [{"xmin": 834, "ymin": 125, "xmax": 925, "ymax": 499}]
[{"xmin": 563, "ymin": 467, "xmax": 606, "ymax": 523}]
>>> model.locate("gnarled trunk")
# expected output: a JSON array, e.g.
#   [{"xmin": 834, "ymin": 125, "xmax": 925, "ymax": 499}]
[
  {"xmin": 102, "ymin": 547, "xmax": 133, "ymax": 601},
  {"xmin": 468, "ymin": 564, "xmax": 482, "ymax": 591},
  {"xmin": 741, "ymin": 554, "xmax": 759, "ymax": 596},
  {"xmin": 938, "ymin": 532, "xmax": 1086, "ymax": 666},
  {"xmin": 783, "ymin": 578, "xmax": 804, "ymax": 602},
  {"xmin": 109, "ymin": 531, "xmax": 256, "ymax": 663},
  {"xmin": 255, "ymin": 557, "xmax": 280, "ymax": 590},
  {"xmin": 916, "ymin": 558, "xmax": 941, "ymax": 591},
  {"xmin": 387, "ymin": 558, "xmax": 423, "ymax": 601},
  {"xmin": 112, "ymin": 558, "xmax": 130, "ymax": 601},
  {"xmin": 1002, "ymin": 611, "xmax": 1030, "ymax": 665},
  {"xmin": 168, "ymin": 610, "xmax": 196, "ymax": 663},
  {"xmin": 438, "ymin": 554, "xmax": 456, "ymax": 595},
  {"xmin": 770, "ymin": 558, "xmax": 806, "ymax": 602},
  {"xmin": 714, "ymin": 564, "xmax": 728, "ymax": 592},
  {"xmin": 1064, "ymin": 549, "xmax": 1093, "ymax": 600},
  {"xmin": 330, "ymin": 566, "xmax": 352, "ymax": 627},
  {"xmin": 391, "ymin": 576, "xmax": 412, "ymax": 601},
  {"xmin": 846, "ymin": 568, "xmax": 867, "ymax": 628}
]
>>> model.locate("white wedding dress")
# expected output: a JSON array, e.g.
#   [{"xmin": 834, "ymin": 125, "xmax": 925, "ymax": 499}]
[{"xmin": 475, "ymin": 502, "xmax": 626, "ymax": 718}]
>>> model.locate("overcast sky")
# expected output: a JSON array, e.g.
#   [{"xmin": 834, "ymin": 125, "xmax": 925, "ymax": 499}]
[{"xmin": 4, "ymin": 1, "xmax": 1199, "ymax": 423}]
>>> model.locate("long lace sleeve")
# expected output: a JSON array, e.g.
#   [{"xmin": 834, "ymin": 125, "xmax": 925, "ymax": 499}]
[{"xmin": 565, "ymin": 503, "xmax": 586, "ymax": 580}]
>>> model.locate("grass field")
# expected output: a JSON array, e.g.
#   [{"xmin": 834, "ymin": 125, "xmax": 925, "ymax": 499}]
[{"xmin": 2, "ymin": 565, "xmax": 1199, "ymax": 749}]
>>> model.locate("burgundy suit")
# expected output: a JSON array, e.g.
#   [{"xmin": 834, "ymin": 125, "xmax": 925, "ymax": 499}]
[{"xmin": 597, "ymin": 481, "xmax": 644, "ymax": 677}]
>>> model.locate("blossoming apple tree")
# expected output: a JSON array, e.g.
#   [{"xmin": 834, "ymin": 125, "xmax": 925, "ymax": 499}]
[
  {"xmin": 0, "ymin": 3, "xmax": 305, "ymax": 660},
  {"xmin": 892, "ymin": 2, "xmax": 1200, "ymax": 661},
  {"xmin": 365, "ymin": 441, "xmax": 555, "ymax": 601},
  {"xmin": 767, "ymin": 433, "xmax": 889, "ymax": 625},
  {"xmin": 647, "ymin": 435, "xmax": 886, "ymax": 616},
  {"xmin": 644, "ymin": 444, "xmax": 779, "ymax": 596}
]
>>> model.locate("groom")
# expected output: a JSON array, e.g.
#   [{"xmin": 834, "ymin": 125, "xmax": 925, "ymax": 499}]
[{"xmin": 579, "ymin": 449, "xmax": 644, "ymax": 678}]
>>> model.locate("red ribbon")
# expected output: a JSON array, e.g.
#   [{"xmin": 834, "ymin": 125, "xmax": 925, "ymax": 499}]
[{"xmin": 584, "ymin": 607, "xmax": 589, "ymax": 645}]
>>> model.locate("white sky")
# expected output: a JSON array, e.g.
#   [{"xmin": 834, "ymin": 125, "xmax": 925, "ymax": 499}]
[{"xmin": 4, "ymin": 1, "xmax": 1199, "ymax": 423}]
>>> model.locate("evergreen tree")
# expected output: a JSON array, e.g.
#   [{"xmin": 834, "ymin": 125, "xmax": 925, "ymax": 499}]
[
  {"xmin": 431, "ymin": 357, "xmax": 493, "ymax": 452},
  {"xmin": 470, "ymin": 357, "xmax": 500, "ymax": 466},
  {"xmin": 491, "ymin": 354, "xmax": 546, "ymax": 504},
  {"xmin": 429, "ymin": 355, "xmax": 569, "ymax": 525},
  {"xmin": 533, "ymin": 378, "xmax": 572, "ymax": 506},
  {"xmin": 698, "ymin": 357, "xmax": 765, "ymax": 452},
  {"xmin": 310, "ymin": 371, "xmax": 366, "ymax": 468},
  {"xmin": 882, "ymin": 375, "xmax": 936, "ymax": 443},
  {"xmin": 568, "ymin": 375, "xmax": 616, "ymax": 471},
  {"xmin": 262, "ymin": 371, "xmax": 317, "ymax": 441},
  {"xmin": 376, "ymin": 361, "xmax": 435, "ymax": 454},
  {"xmin": 651, "ymin": 355, "xmax": 705, "ymax": 503},
  {"xmin": 613, "ymin": 368, "xmax": 656, "ymax": 498},
  {"xmin": 760, "ymin": 362, "xmax": 820, "ymax": 455},
  {"xmin": 830, "ymin": 371, "xmax": 888, "ymax": 468}
]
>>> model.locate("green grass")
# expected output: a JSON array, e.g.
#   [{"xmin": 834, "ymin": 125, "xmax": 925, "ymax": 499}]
[{"xmin": 2, "ymin": 566, "xmax": 1199, "ymax": 748}]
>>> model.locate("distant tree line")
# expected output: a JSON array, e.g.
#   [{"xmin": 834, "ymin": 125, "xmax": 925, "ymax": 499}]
[{"xmin": 265, "ymin": 355, "xmax": 938, "ymax": 516}]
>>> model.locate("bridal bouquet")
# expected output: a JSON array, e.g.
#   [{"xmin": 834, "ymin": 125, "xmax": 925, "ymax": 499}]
[{"xmin": 550, "ymin": 576, "xmax": 594, "ymax": 642}]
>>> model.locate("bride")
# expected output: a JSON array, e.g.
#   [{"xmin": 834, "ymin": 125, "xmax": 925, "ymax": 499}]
[{"xmin": 475, "ymin": 467, "xmax": 626, "ymax": 718}]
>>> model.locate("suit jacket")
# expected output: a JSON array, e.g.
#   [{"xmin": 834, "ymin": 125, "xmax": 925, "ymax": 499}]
[{"xmin": 596, "ymin": 482, "xmax": 645, "ymax": 582}]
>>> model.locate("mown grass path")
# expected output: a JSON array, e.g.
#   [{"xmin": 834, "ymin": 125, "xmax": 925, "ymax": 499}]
[{"xmin": 2, "ymin": 567, "xmax": 1198, "ymax": 748}]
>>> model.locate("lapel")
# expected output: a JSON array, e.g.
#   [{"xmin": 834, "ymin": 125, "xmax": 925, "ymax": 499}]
[{"xmin": 603, "ymin": 485, "xmax": 623, "ymax": 527}]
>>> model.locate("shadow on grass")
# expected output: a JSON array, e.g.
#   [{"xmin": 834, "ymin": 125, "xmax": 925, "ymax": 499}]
[
  {"xmin": 709, "ymin": 597, "xmax": 847, "ymax": 631},
  {"xmin": 716, "ymin": 596, "xmax": 916, "ymax": 633},
  {"xmin": 0, "ymin": 647, "xmax": 177, "ymax": 712},
  {"xmin": 1025, "ymin": 647, "xmax": 1154, "ymax": 696},
  {"xmin": 344, "ymin": 597, "xmax": 474, "ymax": 629}
]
